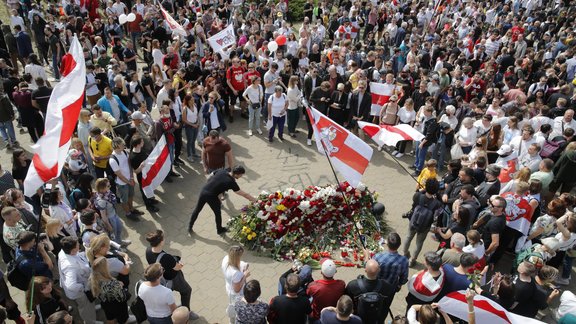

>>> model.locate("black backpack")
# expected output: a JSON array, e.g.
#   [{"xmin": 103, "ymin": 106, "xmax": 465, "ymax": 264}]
[
  {"xmin": 7, "ymin": 254, "xmax": 31, "ymax": 291},
  {"xmin": 409, "ymin": 194, "xmax": 442, "ymax": 233},
  {"xmin": 356, "ymin": 278, "xmax": 385, "ymax": 323}
]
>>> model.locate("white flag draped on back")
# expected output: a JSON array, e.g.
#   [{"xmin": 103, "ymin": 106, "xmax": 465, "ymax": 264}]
[
  {"xmin": 141, "ymin": 136, "xmax": 171, "ymax": 198},
  {"xmin": 208, "ymin": 24, "xmax": 236, "ymax": 59},
  {"xmin": 24, "ymin": 36, "xmax": 86, "ymax": 197}
]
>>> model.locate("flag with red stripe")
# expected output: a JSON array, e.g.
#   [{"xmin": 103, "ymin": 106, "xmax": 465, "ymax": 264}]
[
  {"xmin": 141, "ymin": 135, "xmax": 171, "ymax": 198},
  {"xmin": 160, "ymin": 7, "xmax": 188, "ymax": 37},
  {"xmin": 438, "ymin": 290, "xmax": 545, "ymax": 324},
  {"xmin": 370, "ymin": 82, "xmax": 397, "ymax": 116},
  {"xmin": 358, "ymin": 121, "xmax": 425, "ymax": 148},
  {"xmin": 501, "ymin": 192, "xmax": 533, "ymax": 236},
  {"xmin": 306, "ymin": 106, "xmax": 373, "ymax": 188},
  {"xmin": 24, "ymin": 36, "xmax": 85, "ymax": 197}
]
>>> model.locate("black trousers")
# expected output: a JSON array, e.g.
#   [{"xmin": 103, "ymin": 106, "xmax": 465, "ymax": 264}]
[
  {"xmin": 188, "ymin": 193, "xmax": 224, "ymax": 231},
  {"xmin": 27, "ymin": 115, "xmax": 45, "ymax": 143},
  {"xmin": 174, "ymin": 127, "xmax": 183, "ymax": 160}
]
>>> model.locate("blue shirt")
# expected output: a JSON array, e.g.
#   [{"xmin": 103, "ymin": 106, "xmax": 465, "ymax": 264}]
[
  {"xmin": 373, "ymin": 251, "xmax": 408, "ymax": 288},
  {"xmin": 438, "ymin": 264, "xmax": 471, "ymax": 299},
  {"xmin": 15, "ymin": 248, "xmax": 53, "ymax": 279}
]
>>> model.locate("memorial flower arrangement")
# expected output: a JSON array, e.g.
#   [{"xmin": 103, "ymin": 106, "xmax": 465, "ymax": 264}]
[{"xmin": 229, "ymin": 182, "xmax": 389, "ymax": 264}]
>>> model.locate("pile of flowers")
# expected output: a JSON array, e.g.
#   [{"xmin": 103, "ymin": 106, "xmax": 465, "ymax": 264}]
[{"xmin": 228, "ymin": 182, "xmax": 389, "ymax": 264}]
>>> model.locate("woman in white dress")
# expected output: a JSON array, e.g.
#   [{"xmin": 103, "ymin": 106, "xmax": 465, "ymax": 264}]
[{"xmin": 222, "ymin": 245, "xmax": 250, "ymax": 324}]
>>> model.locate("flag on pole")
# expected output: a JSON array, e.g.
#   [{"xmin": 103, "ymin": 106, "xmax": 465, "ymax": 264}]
[
  {"xmin": 369, "ymin": 82, "xmax": 398, "ymax": 116},
  {"xmin": 438, "ymin": 291, "xmax": 546, "ymax": 324},
  {"xmin": 306, "ymin": 106, "xmax": 373, "ymax": 188},
  {"xmin": 160, "ymin": 7, "xmax": 188, "ymax": 37},
  {"xmin": 358, "ymin": 122, "xmax": 425, "ymax": 148},
  {"xmin": 24, "ymin": 36, "xmax": 86, "ymax": 197},
  {"xmin": 141, "ymin": 135, "xmax": 171, "ymax": 198}
]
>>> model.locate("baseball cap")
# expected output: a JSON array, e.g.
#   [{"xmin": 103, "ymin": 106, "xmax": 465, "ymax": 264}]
[
  {"xmin": 486, "ymin": 165, "xmax": 501, "ymax": 177},
  {"xmin": 321, "ymin": 259, "xmax": 337, "ymax": 277},
  {"xmin": 496, "ymin": 144, "xmax": 513, "ymax": 155},
  {"xmin": 131, "ymin": 111, "xmax": 145, "ymax": 120}
]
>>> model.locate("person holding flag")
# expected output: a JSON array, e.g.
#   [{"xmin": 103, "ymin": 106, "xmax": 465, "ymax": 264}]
[{"xmin": 129, "ymin": 135, "xmax": 160, "ymax": 212}]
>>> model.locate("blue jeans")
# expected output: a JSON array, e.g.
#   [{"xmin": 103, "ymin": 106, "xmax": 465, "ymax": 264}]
[
  {"xmin": 262, "ymin": 93, "xmax": 273, "ymax": 120},
  {"xmin": 52, "ymin": 53, "xmax": 60, "ymax": 80},
  {"xmin": 147, "ymin": 316, "xmax": 173, "ymax": 324},
  {"xmin": 562, "ymin": 254, "xmax": 573, "ymax": 279},
  {"xmin": 184, "ymin": 126, "xmax": 199, "ymax": 157},
  {"xmin": 413, "ymin": 141, "xmax": 429, "ymax": 172},
  {"xmin": 144, "ymin": 97, "xmax": 154, "ymax": 112},
  {"xmin": 0, "ymin": 120, "xmax": 16, "ymax": 144},
  {"xmin": 432, "ymin": 139, "xmax": 448, "ymax": 171},
  {"xmin": 248, "ymin": 104, "xmax": 261, "ymax": 131},
  {"xmin": 268, "ymin": 115, "xmax": 285, "ymax": 140},
  {"xmin": 109, "ymin": 213, "xmax": 123, "ymax": 244},
  {"xmin": 168, "ymin": 143, "xmax": 175, "ymax": 163}
]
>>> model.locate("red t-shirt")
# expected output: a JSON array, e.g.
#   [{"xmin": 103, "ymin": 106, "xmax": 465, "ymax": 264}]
[
  {"xmin": 305, "ymin": 279, "xmax": 346, "ymax": 320},
  {"xmin": 160, "ymin": 116, "xmax": 174, "ymax": 144},
  {"xmin": 227, "ymin": 66, "xmax": 246, "ymax": 91},
  {"xmin": 244, "ymin": 70, "xmax": 261, "ymax": 86},
  {"xmin": 464, "ymin": 78, "xmax": 485, "ymax": 102}
]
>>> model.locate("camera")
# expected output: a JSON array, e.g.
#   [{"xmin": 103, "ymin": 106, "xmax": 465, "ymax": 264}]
[{"xmin": 41, "ymin": 183, "xmax": 53, "ymax": 209}]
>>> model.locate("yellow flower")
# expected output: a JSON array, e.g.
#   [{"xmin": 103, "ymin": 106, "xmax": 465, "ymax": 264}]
[{"xmin": 276, "ymin": 204, "xmax": 287, "ymax": 211}]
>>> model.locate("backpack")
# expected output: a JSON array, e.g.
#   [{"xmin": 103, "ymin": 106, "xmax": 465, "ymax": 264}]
[
  {"xmin": 7, "ymin": 254, "xmax": 31, "ymax": 291},
  {"xmin": 409, "ymin": 194, "xmax": 441, "ymax": 233},
  {"xmin": 356, "ymin": 278, "xmax": 386, "ymax": 323},
  {"xmin": 540, "ymin": 137, "xmax": 566, "ymax": 161},
  {"xmin": 68, "ymin": 188, "xmax": 82, "ymax": 210}
]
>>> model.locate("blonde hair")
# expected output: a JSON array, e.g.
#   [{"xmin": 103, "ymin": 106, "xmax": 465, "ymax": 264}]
[
  {"xmin": 515, "ymin": 167, "xmax": 531, "ymax": 182},
  {"xmin": 94, "ymin": 178, "xmax": 110, "ymax": 193},
  {"xmin": 227, "ymin": 245, "xmax": 244, "ymax": 269},
  {"xmin": 45, "ymin": 218, "xmax": 62, "ymax": 238},
  {"xmin": 90, "ymin": 256, "xmax": 114, "ymax": 297},
  {"xmin": 87, "ymin": 233, "xmax": 111, "ymax": 263}
]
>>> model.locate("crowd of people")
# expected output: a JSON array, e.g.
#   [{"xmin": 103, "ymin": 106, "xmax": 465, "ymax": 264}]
[{"xmin": 0, "ymin": 0, "xmax": 576, "ymax": 322}]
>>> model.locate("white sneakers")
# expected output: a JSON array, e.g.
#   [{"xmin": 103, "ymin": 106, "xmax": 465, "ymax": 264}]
[
  {"xmin": 307, "ymin": 139, "xmax": 312, "ymax": 146},
  {"xmin": 248, "ymin": 130, "xmax": 253, "ymax": 136},
  {"xmin": 257, "ymin": 129, "xmax": 263, "ymax": 135}
]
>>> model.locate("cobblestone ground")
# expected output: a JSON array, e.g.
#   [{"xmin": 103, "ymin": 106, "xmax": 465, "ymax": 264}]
[{"xmin": 2, "ymin": 111, "xmax": 571, "ymax": 323}]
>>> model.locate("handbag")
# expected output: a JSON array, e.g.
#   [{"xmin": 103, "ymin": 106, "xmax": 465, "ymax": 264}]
[
  {"xmin": 450, "ymin": 143, "xmax": 464, "ymax": 159},
  {"xmin": 130, "ymin": 280, "xmax": 147, "ymax": 323},
  {"xmin": 225, "ymin": 293, "xmax": 239, "ymax": 319}
]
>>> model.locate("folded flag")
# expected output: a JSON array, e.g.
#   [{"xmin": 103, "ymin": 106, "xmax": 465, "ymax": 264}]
[
  {"xmin": 358, "ymin": 122, "xmax": 425, "ymax": 148},
  {"xmin": 24, "ymin": 36, "xmax": 85, "ymax": 197},
  {"xmin": 142, "ymin": 135, "xmax": 171, "ymax": 198},
  {"xmin": 306, "ymin": 106, "xmax": 373, "ymax": 187}
]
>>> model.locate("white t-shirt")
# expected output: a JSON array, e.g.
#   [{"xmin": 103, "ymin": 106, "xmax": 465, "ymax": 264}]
[
  {"xmin": 112, "ymin": 2, "xmax": 127, "ymax": 16},
  {"xmin": 221, "ymin": 255, "xmax": 247, "ymax": 299},
  {"xmin": 397, "ymin": 107, "xmax": 416, "ymax": 124},
  {"xmin": 138, "ymin": 283, "xmax": 175, "ymax": 318},
  {"xmin": 268, "ymin": 93, "xmax": 287, "ymax": 117},
  {"xmin": 109, "ymin": 151, "xmax": 131, "ymax": 185},
  {"xmin": 243, "ymin": 85, "xmax": 263, "ymax": 104},
  {"xmin": 263, "ymin": 70, "xmax": 279, "ymax": 94},
  {"xmin": 555, "ymin": 231, "xmax": 576, "ymax": 252}
]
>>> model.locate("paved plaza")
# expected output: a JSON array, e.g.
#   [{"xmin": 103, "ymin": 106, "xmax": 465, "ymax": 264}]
[{"xmin": 2, "ymin": 116, "xmax": 572, "ymax": 323}]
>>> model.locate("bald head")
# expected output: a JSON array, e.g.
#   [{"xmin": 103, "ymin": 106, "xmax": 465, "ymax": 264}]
[
  {"xmin": 365, "ymin": 259, "xmax": 380, "ymax": 280},
  {"xmin": 171, "ymin": 306, "xmax": 190, "ymax": 324}
]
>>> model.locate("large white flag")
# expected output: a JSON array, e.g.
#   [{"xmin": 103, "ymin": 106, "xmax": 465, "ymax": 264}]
[
  {"xmin": 208, "ymin": 24, "xmax": 236, "ymax": 59},
  {"xmin": 306, "ymin": 107, "xmax": 373, "ymax": 188},
  {"xmin": 24, "ymin": 36, "xmax": 86, "ymax": 197},
  {"xmin": 438, "ymin": 291, "xmax": 545, "ymax": 324},
  {"xmin": 141, "ymin": 135, "xmax": 171, "ymax": 198},
  {"xmin": 369, "ymin": 82, "xmax": 398, "ymax": 116}
]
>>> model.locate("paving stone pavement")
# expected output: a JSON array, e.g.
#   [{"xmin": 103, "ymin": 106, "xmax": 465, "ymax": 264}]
[{"xmin": 2, "ymin": 113, "xmax": 572, "ymax": 323}]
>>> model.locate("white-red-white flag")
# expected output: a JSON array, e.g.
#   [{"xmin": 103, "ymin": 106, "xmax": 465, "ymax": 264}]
[
  {"xmin": 306, "ymin": 106, "xmax": 373, "ymax": 188},
  {"xmin": 438, "ymin": 291, "xmax": 545, "ymax": 324},
  {"xmin": 501, "ymin": 192, "xmax": 533, "ymax": 236},
  {"xmin": 160, "ymin": 7, "xmax": 188, "ymax": 37},
  {"xmin": 358, "ymin": 121, "xmax": 425, "ymax": 148},
  {"xmin": 24, "ymin": 36, "xmax": 86, "ymax": 197},
  {"xmin": 141, "ymin": 135, "xmax": 171, "ymax": 198},
  {"xmin": 370, "ymin": 82, "xmax": 398, "ymax": 116}
]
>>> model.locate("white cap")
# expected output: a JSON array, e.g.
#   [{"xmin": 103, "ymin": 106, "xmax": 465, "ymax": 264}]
[
  {"xmin": 496, "ymin": 144, "xmax": 513, "ymax": 155},
  {"xmin": 131, "ymin": 111, "xmax": 145, "ymax": 120},
  {"xmin": 321, "ymin": 259, "xmax": 337, "ymax": 277}
]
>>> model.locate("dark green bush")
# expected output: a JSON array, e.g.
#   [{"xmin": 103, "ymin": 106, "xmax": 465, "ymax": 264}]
[{"xmin": 288, "ymin": 0, "xmax": 308, "ymax": 22}]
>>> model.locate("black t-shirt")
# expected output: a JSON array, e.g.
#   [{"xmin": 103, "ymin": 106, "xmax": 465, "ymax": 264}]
[
  {"xmin": 511, "ymin": 279, "xmax": 547, "ymax": 317},
  {"xmin": 48, "ymin": 34, "xmax": 59, "ymax": 56},
  {"xmin": 31, "ymin": 86, "xmax": 52, "ymax": 115},
  {"xmin": 141, "ymin": 75, "xmax": 154, "ymax": 98},
  {"xmin": 481, "ymin": 214, "xmax": 506, "ymax": 250},
  {"xmin": 129, "ymin": 150, "xmax": 148, "ymax": 175},
  {"xmin": 269, "ymin": 295, "xmax": 311, "ymax": 324},
  {"xmin": 202, "ymin": 169, "xmax": 240, "ymax": 196},
  {"xmin": 123, "ymin": 48, "xmax": 137, "ymax": 72},
  {"xmin": 112, "ymin": 44, "xmax": 125, "ymax": 61},
  {"xmin": 145, "ymin": 247, "xmax": 179, "ymax": 280}
]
